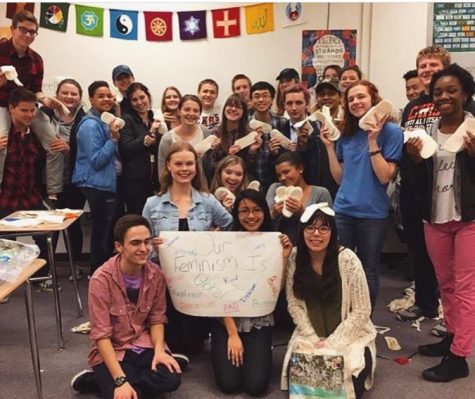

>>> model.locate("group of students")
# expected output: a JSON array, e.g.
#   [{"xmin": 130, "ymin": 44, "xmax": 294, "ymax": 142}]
[{"xmin": 1, "ymin": 9, "xmax": 475, "ymax": 399}]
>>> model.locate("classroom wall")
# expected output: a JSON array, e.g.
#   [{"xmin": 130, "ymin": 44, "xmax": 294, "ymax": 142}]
[{"xmin": 0, "ymin": 2, "xmax": 430, "ymax": 110}]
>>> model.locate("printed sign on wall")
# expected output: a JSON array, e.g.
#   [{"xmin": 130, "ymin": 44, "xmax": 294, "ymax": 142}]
[
  {"xmin": 302, "ymin": 29, "xmax": 357, "ymax": 88},
  {"xmin": 433, "ymin": 3, "xmax": 475, "ymax": 52},
  {"xmin": 159, "ymin": 231, "xmax": 284, "ymax": 317}
]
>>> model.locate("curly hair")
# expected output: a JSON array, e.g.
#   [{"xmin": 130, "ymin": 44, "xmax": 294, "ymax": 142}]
[{"xmin": 429, "ymin": 63, "xmax": 475, "ymax": 102}]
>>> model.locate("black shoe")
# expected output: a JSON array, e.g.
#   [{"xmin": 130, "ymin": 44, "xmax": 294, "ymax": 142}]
[
  {"xmin": 422, "ymin": 352, "xmax": 469, "ymax": 382},
  {"xmin": 397, "ymin": 305, "xmax": 438, "ymax": 321},
  {"xmin": 172, "ymin": 353, "xmax": 190, "ymax": 371},
  {"xmin": 71, "ymin": 369, "xmax": 100, "ymax": 393},
  {"xmin": 418, "ymin": 334, "xmax": 454, "ymax": 357}
]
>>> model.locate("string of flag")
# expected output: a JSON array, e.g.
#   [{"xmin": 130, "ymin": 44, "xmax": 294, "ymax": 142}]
[{"xmin": 5, "ymin": 3, "xmax": 307, "ymax": 41}]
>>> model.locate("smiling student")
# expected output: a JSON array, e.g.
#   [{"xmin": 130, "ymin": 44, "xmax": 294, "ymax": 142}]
[
  {"xmin": 160, "ymin": 86, "xmax": 182, "ymax": 130},
  {"xmin": 321, "ymin": 80, "xmax": 403, "ymax": 310},
  {"xmin": 198, "ymin": 78, "xmax": 221, "ymax": 130}
]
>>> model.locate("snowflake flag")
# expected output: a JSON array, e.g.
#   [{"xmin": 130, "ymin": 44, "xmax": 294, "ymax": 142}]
[
  {"xmin": 212, "ymin": 7, "xmax": 240, "ymax": 38},
  {"xmin": 144, "ymin": 11, "xmax": 173, "ymax": 42},
  {"xmin": 178, "ymin": 10, "xmax": 207, "ymax": 40},
  {"xmin": 40, "ymin": 3, "xmax": 70, "ymax": 32},
  {"xmin": 75, "ymin": 4, "xmax": 103, "ymax": 37},
  {"xmin": 110, "ymin": 9, "xmax": 138, "ymax": 40}
]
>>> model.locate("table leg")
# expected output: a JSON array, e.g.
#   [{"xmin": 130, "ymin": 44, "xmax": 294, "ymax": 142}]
[
  {"xmin": 47, "ymin": 234, "xmax": 64, "ymax": 349},
  {"xmin": 63, "ymin": 229, "xmax": 83, "ymax": 317},
  {"xmin": 25, "ymin": 279, "xmax": 43, "ymax": 399}
]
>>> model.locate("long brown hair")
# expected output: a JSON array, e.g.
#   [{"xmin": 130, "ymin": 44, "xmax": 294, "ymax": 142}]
[
  {"xmin": 161, "ymin": 86, "xmax": 182, "ymax": 113},
  {"xmin": 159, "ymin": 141, "xmax": 208, "ymax": 195},
  {"xmin": 210, "ymin": 155, "xmax": 249, "ymax": 193},
  {"xmin": 341, "ymin": 80, "xmax": 382, "ymax": 137}
]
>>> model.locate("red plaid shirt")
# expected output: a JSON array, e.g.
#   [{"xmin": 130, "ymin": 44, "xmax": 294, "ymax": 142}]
[
  {"xmin": 0, "ymin": 39, "xmax": 44, "ymax": 107},
  {"xmin": 0, "ymin": 126, "xmax": 44, "ymax": 211}
]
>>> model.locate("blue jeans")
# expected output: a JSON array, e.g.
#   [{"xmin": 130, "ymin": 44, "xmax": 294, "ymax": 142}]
[
  {"xmin": 335, "ymin": 214, "xmax": 389, "ymax": 310},
  {"xmin": 80, "ymin": 187, "xmax": 117, "ymax": 276}
]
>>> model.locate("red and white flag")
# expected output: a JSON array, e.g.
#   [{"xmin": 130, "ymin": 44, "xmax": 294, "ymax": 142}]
[{"xmin": 212, "ymin": 7, "xmax": 240, "ymax": 38}]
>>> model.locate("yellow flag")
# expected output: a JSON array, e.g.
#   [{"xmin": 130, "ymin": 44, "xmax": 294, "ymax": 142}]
[{"xmin": 245, "ymin": 3, "xmax": 274, "ymax": 34}]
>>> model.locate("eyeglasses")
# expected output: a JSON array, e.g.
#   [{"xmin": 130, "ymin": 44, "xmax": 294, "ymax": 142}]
[
  {"xmin": 16, "ymin": 26, "xmax": 38, "ymax": 37},
  {"xmin": 252, "ymin": 94, "xmax": 271, "ymax": 101},
  {"xmin": 238, "ymin": 207, "xmax": 264, "ymax": 216},
  {"xmin": 226, "ymin": 103, "xmax": 243, "ymax": 110},
  {"xmin": 303, "ymin": 224, "xmax": 331, "ymax": 235}
]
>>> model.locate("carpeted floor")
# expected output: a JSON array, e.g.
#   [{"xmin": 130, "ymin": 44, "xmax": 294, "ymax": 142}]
[{"xmin": 1, "ymin": 260, "xmax": 473, "ymax": 399}]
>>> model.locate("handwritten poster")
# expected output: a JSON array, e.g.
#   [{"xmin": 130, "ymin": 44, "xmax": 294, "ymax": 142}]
[
  {"xmin": 433, "ymin": 3, "xmax": 475, "ymax": 52},
  {"xmin": 159, "ymin": 231, "xmax": 284, "ymax": 317},
  {"xmin": 302, "ymin": 29, "xmax": 357, "ymax": 88}
]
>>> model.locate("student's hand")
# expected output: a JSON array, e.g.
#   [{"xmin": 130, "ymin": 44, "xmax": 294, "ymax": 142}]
[
  {"xmin": 163, "ymin": 112, "xmax": 178, "ymax": 124},
  {"xmin": 222, "ymin": 194, "xmax": 234, "ymax": 210},
  {"xmin": 151, "ymin": 350, "xmax": 181, "ymax": 373},
  {"xmin": 319, "ymin": 123, "xmax": 334, "ymax": 149},
  {"xmin": 114, "ymin": 382, "xmax": 138, "ymax": 399},
  {"xmin": 297, "ymin": 127, "xmax": 309, "ymax": 148},
  {"xmin": 228, "ymin": 334, "xmax": 244, "ymax": 367},
  {"xmin": 228, "ymin": 144, "xmax": 241, "ymax": 155},
  {"xmin": 279, "ymin": 234, "xmax": 292, "ymax": 259},
  {"xmin": 0, "ymin": 134, "xmax": 8, "ymax": 151},
  {"xmin": 210, "ymin": 137, "xmax": 221, "ymax": 150},
  {"xmin": 365, "ymin": 113, "xmax": 388, "ymax": 143},
  {"xmin": 406, "ymin": 137, "xmax": 424, "ymax": 164},
  {"xmin": 249, "ymin": 134, "xmax": 263, "ymax": 154},
  {"xmin": 284, "ymin": 196, "xmax": 303, "ymax": 215},
  {"xmin": 314, "ymin": 339, "xmax": 327, "ymax": 349},
  {"xmin": 269, "ymin": 136, "xmax": 281, "ymax": 155},
  {"xmin": 50, "ymin": 136, "xmax": 69, "ymax": 153},
  {"xmin": 288, "ymin": 141, "xmax": 298, "ymax": 152},
  {"xmin": 0, "ymin": 71, "xmax": 7, "ymax": 88},
  {"xmin": 144, "ymin": 133, "xmax": 156, "ymax": 147},
  {"xmin": 152, "ymin": 237, "xmax": 164, "ymax": 254},
  {"xmin": 464, "ymin": 130, "xmax": 475, "ymax": 157},
  {"xmin": 150, "ymin": 119, "xmax": 161, "ymax": 134},
  {"xmin": 109, "ymin": 121, "xmax": 121, "ymax": 142}
]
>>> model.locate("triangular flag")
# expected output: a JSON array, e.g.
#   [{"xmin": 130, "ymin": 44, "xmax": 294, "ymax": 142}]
[
  {"xmin": 212, "ymin": 7, "xmax": 240, "ymax": 38},
  {"xmin": 75, "ymin": 4, "xmax": 103, "ymax": 37},
  {"xmin": 178, "ymin": 10, "xmax": 207, "ymax": 40},
  {"xmin": 144, "ymin": 11, "xmax": 173, "ymax": 42},
  {"xmin": 110, "ymin": 9, "xmax": 138, "ymax": 41},
  {"xmin": 39, "ymin": 3, "xmax": 70, "ymax": 32}
]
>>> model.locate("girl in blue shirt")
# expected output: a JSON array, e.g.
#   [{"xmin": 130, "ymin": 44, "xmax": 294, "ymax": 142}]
[{"xmin": 321, "ymin": 80, "xmax": 403, "ymax": 310}]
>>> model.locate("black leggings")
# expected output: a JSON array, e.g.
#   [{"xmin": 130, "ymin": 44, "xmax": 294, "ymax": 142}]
[{"xmin": 211, "ymin": 320, "xmax": 273, "ymax": 396}]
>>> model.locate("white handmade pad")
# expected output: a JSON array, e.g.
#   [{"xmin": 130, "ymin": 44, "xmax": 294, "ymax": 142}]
[
  {"xmin": 234, "ymin": 131, "xmax": 258, "ymax": 149},
  {"xmin": 249, "ymin": 119, "xmax": 272, "ymax": 134},
  {"xmin": 101, "ymin": 112, "xmax": 125, "ymax": 129},
  {"xmin": 309, "ymin": 106, "xmax": 341, "ymax": 141},
  {"xmin": 214, "ymin": 187, "xmax": 236, "ymax": 206},
  {"xmin": 282, "ymin": 186, "xmax": 303, "ymax": 218},
  {"xmin": 443, "ymin": 118, "xmax": 475, "ymax": 153},
  {"xmin": 293, "ymin": 119, "xmax": 314, "ymax": 136},
  {"xmin": 300, "ymin": 202, "xmax": 335, "ymax": 222},
  {"xmin": 194, "ymin": 134, "xmax": 217, "ymax": 154},
  {"xmin": 153, "ymin": 109, "xmax": 168, "ymax": 135},
  {"xmin": 1, "ymin": 65, "xmax": 23, "ymax": 86},
  {"xmin": 270, "ymin": 129, "xmax": 292, "ymax": 149},
  {"xmin": 110, "ymin": 85, "xmax": 123, "ymax": 103},
  {"xmin": 274, "ymin": 186, "xmax": 289, "ymax": 203},
  {"xmin": 47, "ymin": 96, "xmax": 70, "ymax": 115},
  {"xmin": 358, "ymin": 99, "xmax": 394, "ymax": 130},
  {"xmin": 247, "ymin": 180, "xmax": 260, "ymax": 191},
  {"xmin": 403, "ymin": 128, "xmax": 438, "ymax": 159}
]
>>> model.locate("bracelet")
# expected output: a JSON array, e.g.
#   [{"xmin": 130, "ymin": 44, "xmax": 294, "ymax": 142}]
[{"xmin": 369, "ymin": 149, "xmax": 381, "ymax": 156}]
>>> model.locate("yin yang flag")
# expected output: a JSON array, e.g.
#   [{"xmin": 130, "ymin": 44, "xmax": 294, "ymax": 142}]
[{"xmin": 110, "ymin": 9, "xmax": 138, "ymax": 40}]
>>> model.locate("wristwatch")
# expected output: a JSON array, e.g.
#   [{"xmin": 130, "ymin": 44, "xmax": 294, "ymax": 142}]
[{"xmin": 113, "ymin": 376, "xmax": 128, "ymax": 387}]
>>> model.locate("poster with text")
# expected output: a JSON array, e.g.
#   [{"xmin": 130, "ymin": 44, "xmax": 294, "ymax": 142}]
[
  {"xmin": 302, "ymin": 29, "xmax": 357, "ymax": 88},
  {"xmin": 159, "ymin": 231, "xmax": 284, "ymax": 317}
]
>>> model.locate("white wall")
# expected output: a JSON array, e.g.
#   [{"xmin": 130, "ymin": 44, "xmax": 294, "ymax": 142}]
[{"xmin": 0, "ymin": 2, "xmax": 430, "ymax": 109}]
